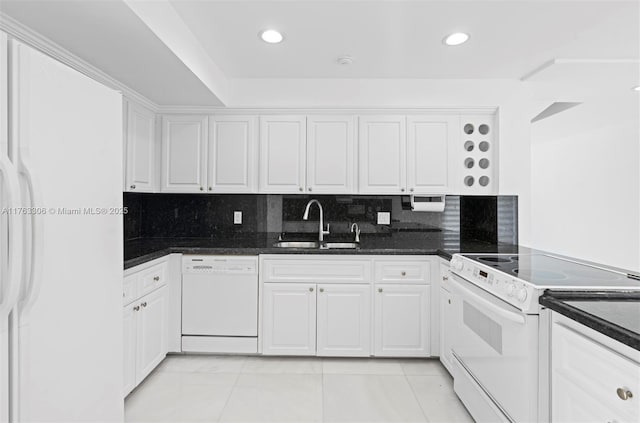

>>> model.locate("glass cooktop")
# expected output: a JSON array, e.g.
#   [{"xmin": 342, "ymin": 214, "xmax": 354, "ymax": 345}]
[{"xmin": 462, "ymin": 254, "xmax": 640, "ymax": 290}]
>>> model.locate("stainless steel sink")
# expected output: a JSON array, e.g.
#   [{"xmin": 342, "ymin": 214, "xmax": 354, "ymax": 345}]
[
  {"xmin": 324, "ymin": 242, "xmax": 359, "ymax": 249},
  {"xmin": 273, "ymin": 240, "xmax": 359, "ymax": 249},
  {"xmin": 273, "ymin": 241, "xmax": 320, "ymax": 249}
]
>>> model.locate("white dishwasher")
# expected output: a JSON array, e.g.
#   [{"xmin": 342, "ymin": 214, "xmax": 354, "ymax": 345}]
[{"xmin": 182, "ymin": 255, "xmax": 258, "ymax": 353}]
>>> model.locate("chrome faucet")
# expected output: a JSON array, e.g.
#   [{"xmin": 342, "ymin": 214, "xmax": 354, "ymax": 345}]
[
  {"xmin": 350, "ymin": 223, "xmax": 361, "ymax": 243},
  {"xmin": 302, "ymin": 199, "xmax": 330, "ymax": 242}
]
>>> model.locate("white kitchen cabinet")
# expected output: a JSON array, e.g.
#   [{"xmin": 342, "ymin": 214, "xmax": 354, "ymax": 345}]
[
  {"xmin": 306, "ymin": 115, "xmax": 356, "ymax": 194},
  {"xmin": 160, "ymin": 114, "xmax": 208, "ymax": 193},
  {"xmin": 123, "ymin": 258, "xmax": 169, "ymax": 397},
  {"xmin": 262, "ymin": 283, "xmax": 317, "ymax": 356},
  {"xmin": 316, "ymin": 284, "xmax": 370, "ymax": 357},
  {"xmin": 551, "ymin": 313, "xmax": 640, "ymax": 423},
  {"xmin": 259, "ymin": 115, "xmax": 306, "ymax": 193},
  {"xmin": 358, "ymin": 115, "xmax": 407, "ymax": 194},
  {"xmin": 438, "ymin": 260, "xmax": 454, "ymax": 373},
  {"xmin": 122, "ymin": 305, "xmax": 137, "ymax": 396},
  {"xmin": 406, "ymin": 115, "xmax": 457, "ymax": 194},
  {"xmin": 374, "ymin": 284, "xmax": 431, "ymax": 357},
  {"xmin": 124, "ymin": 100, "xmax": 156, "ymax": 192},
  {"xmin": 208, "ymin": 115, "xmax": 257, "ymax": 193}
]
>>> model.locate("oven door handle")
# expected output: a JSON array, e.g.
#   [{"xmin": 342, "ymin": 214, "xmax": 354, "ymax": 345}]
[{"xmin": 451, "ymin": 273, "xmax": 526, "ymax": 325}]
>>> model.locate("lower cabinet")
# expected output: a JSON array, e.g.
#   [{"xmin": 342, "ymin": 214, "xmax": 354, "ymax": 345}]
[
  {"xmin": 551, "ymin": 313, "xmax": 640, "ymax": 423},
  {"xmin": 373, "ymin": 284, "xmax": 430, "ymax": 357},
  {"xmin": 123, "ymin": 257, "xmax": 170, "ymax": 397},
  {"xmin": 262, "ymin": 282, "xmax": 370, "ymax": 357}
]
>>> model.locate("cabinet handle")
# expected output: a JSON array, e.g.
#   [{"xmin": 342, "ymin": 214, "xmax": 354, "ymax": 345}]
[
  {"xmin": 319, "ymin": 288, "xmax": 324, "ymax": 293},
  {"xmin": 448, "ymin": 299, "xmax": 451, "ymax": 304},
  {"xmin": 208, "ymin": 187, "xmax": 212, "ymax": 191},
  {"xmin": 130, "ymin": 185, "xmax": 136, "ymax": 189},
  {"xmin": 299, "ymin": 187, "xmax": 303, "ymax": 192},
  {"xmin": 401, "ymin": 271, "xmax": 406, "ymax": 276},
  {"xmin": 308, "ymin": 187, "xmax": 312, "ymax": 192},
  {"xmin": 410, "ymin": 188, "xmax": 414, "ymax": 192},
  {"xmin": 199, "ymin": 187, "xmax": 204, "ymax": 191},
  {"xmin": 443, "ymin": 276, "xmax": 449, "ymax": 281},
  {"xmin": 153, "ymin": 276, "xmax": 160, "ymax": 281},
  {"xmin": 401, "ymin": 188, "xmax": 405, "ymax": 192},
  {"xmin": 141, "ymin": 302, "xmax": 147, "ymax": 308},
  {"xmin": 309, "ymin": 287, "xmax": 314, "ymax": 292},
  {"xmin": 378, "ymin": 288, "xmax": 383, "ymax": 293},
  {"xmin": 616, "ymin": 388, "xmax": 633, "ymax": 400},
  {"xmin": 133, "ymin": 305, "xmax": 140, "ymax": 311}
]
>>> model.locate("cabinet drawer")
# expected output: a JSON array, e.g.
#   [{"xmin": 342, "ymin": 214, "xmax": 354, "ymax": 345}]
[
  {"xmin": 262, "ymin": 258, "xmax": 370, "ymax": 284},
  {"xmin": 552, "ymin": 321, "xmax": 640, "ymax": 422},
  {"xmin": 123, "ymin": 273, "xmax": 139, "ymax": 306},
  {"xmin": 139, "ymin": 262, "xmax": 167, "ymax": 297},
  {"xmin": 374, "ymin": 261, "xmax": 431, "ymax": 284}
]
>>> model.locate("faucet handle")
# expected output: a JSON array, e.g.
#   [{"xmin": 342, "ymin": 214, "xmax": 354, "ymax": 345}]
[{"xmin": 323, "ymin": 223, "xmax": 331, "ymax": 235}]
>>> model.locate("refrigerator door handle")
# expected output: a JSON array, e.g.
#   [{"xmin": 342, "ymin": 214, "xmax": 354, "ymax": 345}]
[
  {"xmin": 17, "ymin": 156, "xmax": 43, "ymax": 317},
  {"xmin": 0, "ymin": 155, "xmax": 24, "ymax": 318}
]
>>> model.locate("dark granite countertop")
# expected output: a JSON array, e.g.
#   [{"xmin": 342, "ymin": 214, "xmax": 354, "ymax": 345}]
[
  {"xmin": 540, "ymin": 291, "xmax": 640, "ymax": 351},
  {"xmin": 124, "ymin": 231, "xmax": 521, "ymax": 269}
]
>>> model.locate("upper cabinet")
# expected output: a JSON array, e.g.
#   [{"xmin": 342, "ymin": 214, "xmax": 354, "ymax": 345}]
[
  {"xmin": 160, "ymin": 115, "xmax": 208, "ymax": 193},
  {"xmin": 124, "ymin": 100, "xmax": 156, "ymax": 192},
  {"xmin": 407, "ymin": 115, "xmax": 458, "ymax": 195},
  {"xmin": 208, "ymin": 116, "xmax": 257, "ymax": 193},
  {"xmin": 306, "ymin": 115, "xmax": 356, "ymax": 194},
  {"xmin": 359, "ymin": 115, "xmax": 407, "ymax": 194},
  {"xmin": 259, "ymin": 115, "xmax": 306, "ymax": 193}
]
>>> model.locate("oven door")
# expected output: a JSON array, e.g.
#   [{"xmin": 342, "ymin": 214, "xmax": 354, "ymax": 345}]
[{"xmin": 450, "ymin": 272, "xmax": 538, "ymax": 423}]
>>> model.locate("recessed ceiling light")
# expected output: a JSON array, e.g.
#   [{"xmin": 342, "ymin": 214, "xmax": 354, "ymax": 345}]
[
  {"xmin": 444, "ymin": 32, "xmax": 470, "ymax": 46},
  {"xmin": 337, "ymin": 56, "xmax": 353, "ymax": 65},
  {"xmin": 634, "ymin": 85, "xmax": 640, "ymax": 91},
  {"xmin": 260, "ymin": 29, "xmax": 283, "ymax": 44}
]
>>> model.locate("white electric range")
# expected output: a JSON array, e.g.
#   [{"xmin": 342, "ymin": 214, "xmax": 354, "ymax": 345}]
[{"xmin": 447, "ymin": 253, "xmax": 640, "ymax": 423}]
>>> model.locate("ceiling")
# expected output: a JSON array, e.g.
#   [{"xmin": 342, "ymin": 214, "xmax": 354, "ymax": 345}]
[
  {"xmin": 1, "ymin": 0, "xmax": 638, "ymax": 106},
  {"xmin": 170, "ymin": 0, "xmax": 639, "ymax": 79}
]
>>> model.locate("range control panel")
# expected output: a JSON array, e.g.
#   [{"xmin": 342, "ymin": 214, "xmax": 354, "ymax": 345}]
[{"xmin": 450, "ymin": 255, "xmax": 538, "ymax": 313}]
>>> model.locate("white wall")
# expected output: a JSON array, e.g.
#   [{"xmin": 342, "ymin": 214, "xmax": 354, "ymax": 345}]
[{"xmin": 530, "ymin": 95, "xmax": 640, "ymax": 271}]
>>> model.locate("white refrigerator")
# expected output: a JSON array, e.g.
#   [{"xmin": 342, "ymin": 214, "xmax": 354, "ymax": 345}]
[{"xmin": 1, "ymin": 32, "xmax": 124, "ymax": 422}]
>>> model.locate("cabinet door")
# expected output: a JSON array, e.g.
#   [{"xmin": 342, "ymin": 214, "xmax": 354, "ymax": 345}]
[
  {"xmin": 406, "ymin": 115, "xmax": 457, "ymax": 194},
  {"xmin": 374, "ymin": 284, "xmax": 430, "ymax": 357},
  {"xmin": 160, "ymin": 115, "xmax": 207, "ymax": 192},
  {"xmin": 358, "ymin": 115, "xmax": 406, "ymax": 194},
  {"xmin": 208, "ymin": 115, "xmax": 257, "ymax": 193},
  {"xmin": 317, "ymin": 284, "xmax": 370, "ymax": 357},
  {"xmin": 135, "ymin": 286, "xmax": 168, "ymax": 384},
  {"xmin": 259, "ymin": 116, "xmax": 306, "ymax": 193},
  {"xmin": 125, "ymin": 101, "xmax": 156, "ymax": 192},
  {"xmin": 123, "ymin": 304, "xmax": 137, "ymax": 397},
  {"xmin": 262, "ymin": 283, "xmax": 316, "ymax": 355},
  {"xmin": 306, "ymin": 115, "xmax": 356, "ymax": 194},
  {"xmin": 439, "ymin": 287, "xmax": 454, "ymax": 373}
]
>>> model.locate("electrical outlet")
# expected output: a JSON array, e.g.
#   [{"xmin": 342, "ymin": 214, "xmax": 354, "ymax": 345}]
[
  {"xmin": 233, "ymin": 211, "xmax": 242, "ymax": 225},
  {"xmin": 377, "ymin": 211, "xmax": 391, "ymax": 225}
]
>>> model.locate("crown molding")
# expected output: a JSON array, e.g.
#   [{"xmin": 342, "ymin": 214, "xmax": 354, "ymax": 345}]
[
  {"xmin": 156, "ymin": 105, "xmax": 498, "ymax": 115},
  {"xmin": 0, "ymin": 12, "xmax": 159, "ymax": 112}
]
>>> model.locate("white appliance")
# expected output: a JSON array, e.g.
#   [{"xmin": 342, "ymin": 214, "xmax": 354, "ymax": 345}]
[
  {"xmin": 182, "ymin": 256, "xmax": 259, "ymax": 353},
  {"xmin": 1, "ymin": 33, "xmax": 123, "ymax": 422},
  {"xmin": 448, "ymin": 253, "xmax": 640, "ymax": 423}
]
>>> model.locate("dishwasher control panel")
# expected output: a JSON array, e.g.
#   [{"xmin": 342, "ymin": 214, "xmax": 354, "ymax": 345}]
[{"xmin": 182, "ymin": 256, "xmax": 258, "ymax": 274}]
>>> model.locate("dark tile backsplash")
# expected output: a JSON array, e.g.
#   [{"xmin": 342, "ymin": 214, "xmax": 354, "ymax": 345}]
[{"xmin": 124, "ymin": 193, "xmax": 518, "ymax": 246}]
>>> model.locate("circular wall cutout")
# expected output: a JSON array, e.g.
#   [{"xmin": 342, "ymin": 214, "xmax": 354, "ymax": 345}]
[
  {"xmin": 464, "ymin": 141, "xmax": 474, "ymax": 151},
  {"xmin": 479, "ymin": 141, "xmax": 490, "ymax": 152},
  {"xmin": 479, "ymin": 176, "xmax": 490, "ymax": 186},
  {"xmin": 464, "ymin": 176, "xmax": 475, "ymax": 187},
  {"xmin": 479, "ymin": 158, "xmax": 490, "ymax": 169},
  {"xmin": 479, "ymin": 124, "xmax": 490, "ymax": 135},
  {"xmin": 464, "ymin": 124, "xmax": 474, "ymax": 134},
  {"xmin": 464, "ymin": 158, "xmax": 475, "ymax": 169}
]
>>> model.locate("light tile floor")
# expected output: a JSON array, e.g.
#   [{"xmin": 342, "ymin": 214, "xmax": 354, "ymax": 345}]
[{"xmin": 125, "ymin": 355, "xmax": 475, "ymax": 423}]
